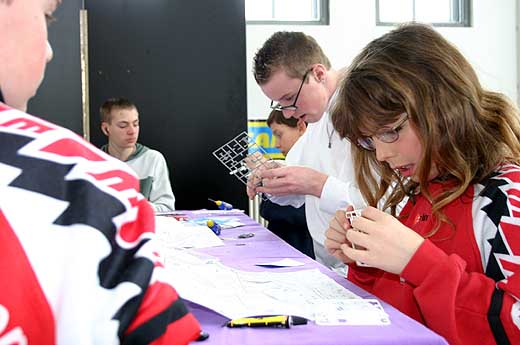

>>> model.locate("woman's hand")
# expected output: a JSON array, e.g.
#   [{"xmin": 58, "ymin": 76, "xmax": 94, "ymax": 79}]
[
  {"xmin": 325, "ymin": 206, "xmax": 356, "ymax": 264},
  {"xmin": 343, "ymin": 206, "xmax": 424, "ymax": 274}
]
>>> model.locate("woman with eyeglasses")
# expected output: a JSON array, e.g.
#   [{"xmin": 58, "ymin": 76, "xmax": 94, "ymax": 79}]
[{"xmin": 325, "ymin": 23, "xmax": 520, "ymax": 344}]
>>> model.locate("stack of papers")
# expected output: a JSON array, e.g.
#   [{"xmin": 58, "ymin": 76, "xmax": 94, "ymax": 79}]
[
  {"xmin": 155, "ymin": 216, "xmax": 223, "ymax": 249},
  {"xmin": 160, "ymin": 249, "xmax": 386, "ymax": 323},
  {"xmin": 155, "ymin": 215, "xmax": 391, "ymax": 326}
]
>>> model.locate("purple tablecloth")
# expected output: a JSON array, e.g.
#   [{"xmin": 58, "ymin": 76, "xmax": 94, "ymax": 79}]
[{"xmin": 175, "ymin": 210, "xmax": 447, "ymax": 345}]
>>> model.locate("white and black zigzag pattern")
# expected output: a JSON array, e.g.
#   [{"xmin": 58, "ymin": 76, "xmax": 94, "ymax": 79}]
[{"xmin": 0, "ymin": 130, "xmax": 153, "ymax": 339}]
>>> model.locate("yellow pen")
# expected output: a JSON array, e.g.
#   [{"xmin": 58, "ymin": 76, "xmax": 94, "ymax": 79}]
[{"xmin": 226, "ymin": 315, "xmax": 307, "ymax": 328}]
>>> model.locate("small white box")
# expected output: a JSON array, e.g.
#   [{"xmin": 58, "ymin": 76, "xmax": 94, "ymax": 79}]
[{"xmin": 345, "ymin": 209, "xmax": 370, "ymax": 267}]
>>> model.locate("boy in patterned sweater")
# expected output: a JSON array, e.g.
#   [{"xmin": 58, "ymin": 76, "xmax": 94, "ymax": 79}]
[{"xmin": 0, "ymin": 0, "xmax": 200, "ymax": 343}]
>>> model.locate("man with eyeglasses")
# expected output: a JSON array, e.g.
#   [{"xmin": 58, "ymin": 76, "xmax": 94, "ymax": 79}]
[{"xmin": 249, "ymin": 31, "xmax": 365, "ymax": 271}]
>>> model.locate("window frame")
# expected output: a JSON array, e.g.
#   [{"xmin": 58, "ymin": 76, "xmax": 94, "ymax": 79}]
[
  {"xmin": 375, "ymin": 0, "xmax": 471, "ymax": 27},
  {"xmin": 246, "ymin": 0, "xmax": 329, "ymax": 26}
]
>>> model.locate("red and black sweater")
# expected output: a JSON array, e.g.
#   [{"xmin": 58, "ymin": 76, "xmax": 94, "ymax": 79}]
[
  {"xmin": 348, "ymin": 167, "xmax": 520, "ymax": 345},
  {"xmin": 0, "ymin": 104, "xmax": 200, "ymax": 344}
]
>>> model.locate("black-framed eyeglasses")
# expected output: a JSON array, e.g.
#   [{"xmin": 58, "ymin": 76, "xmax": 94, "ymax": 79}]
[
  {"xmin": 357, "ymin": 114, "xmax": 409, "ymax": 151},
  {"xmin": 270, "ymin": 69, "xmax": 311, "ymax": 112}
]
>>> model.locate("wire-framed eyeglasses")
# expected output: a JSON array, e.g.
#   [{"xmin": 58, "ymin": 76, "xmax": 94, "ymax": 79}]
[
  {"xmin": 357, "ymin": 114, "xmax": 409, "ymax": 151},
  {"xmin": 269, "ymin": 69, "xmax": 311, "ymax": 112}
]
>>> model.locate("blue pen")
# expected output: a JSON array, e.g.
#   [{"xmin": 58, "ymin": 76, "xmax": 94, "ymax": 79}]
[
  {"xmin": 206, "ymin": 220, "xmax": 222, "ymax": 235},
  {"xmin": 208, "ymin": 198, "xmax": 233, "ymax": 210}
]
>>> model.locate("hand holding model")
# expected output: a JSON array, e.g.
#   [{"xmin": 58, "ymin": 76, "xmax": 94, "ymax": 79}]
[{"xmin": 328, "ymin": 207, "xmax": 424, "ymax": 275}]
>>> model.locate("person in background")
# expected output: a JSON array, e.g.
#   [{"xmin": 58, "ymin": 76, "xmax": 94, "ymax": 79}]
[
  {"xmin": 0, "ymin": 0, "xmax": 200, "ymax": 343},
  {"xmin": 260, "ymin": 109, "xmax": 315, "ymax": 258},
  {"xmin": 248, "ymin": 31, "xmax": 365, "ymax": 271},
  {"xmin": 268, "ymin": 109, "xmax": 306, "ymax": 158},
  {"xmin": 100, "ymin": 97, "xmax": 176, "ymax": 212},
  {"xmin": 325, "ymin": 23, "xmax": 520, "ymax": 344}
]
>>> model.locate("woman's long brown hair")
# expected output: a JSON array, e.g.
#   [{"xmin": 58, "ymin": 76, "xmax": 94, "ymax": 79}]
[{"xmin": 331, "ymin": 23, "xmax": 520, "ymax": 235}]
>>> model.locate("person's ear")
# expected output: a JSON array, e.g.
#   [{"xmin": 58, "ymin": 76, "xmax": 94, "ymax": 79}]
[
  {"xmin": 297, "ymin": 119, "xmax": 307, "ymax": 134},
  {"xmin": 311, "ymin": 64, "xmax": 327, "ymax": 83},
  {"xmin": 101, "ymin": 122, "xmax": 110, "ymax": 136}
]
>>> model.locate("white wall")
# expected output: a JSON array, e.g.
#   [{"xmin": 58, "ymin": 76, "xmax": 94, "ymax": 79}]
[{"xmin": 246, "ymin": 0, "xmax": 518, "ymax": 119}]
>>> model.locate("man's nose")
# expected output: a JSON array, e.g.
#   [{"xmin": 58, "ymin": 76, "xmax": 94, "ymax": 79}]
[{"xmin": 282, "ymin": 108, "xmax": 296, "ymax": 119}]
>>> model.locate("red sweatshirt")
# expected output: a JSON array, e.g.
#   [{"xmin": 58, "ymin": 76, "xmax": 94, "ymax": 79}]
[
  {"xmin": 348, "ymin": 165, "xmax": 520, "ymax": 345},
  {"xmin": 0, "ymin": 105, "xmax": 200, "ymax": 344}
]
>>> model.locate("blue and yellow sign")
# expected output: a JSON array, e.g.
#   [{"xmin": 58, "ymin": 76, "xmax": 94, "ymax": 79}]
[{"xmin": 248, "ymin": 119, "xmax": 284, "ymax": 160}]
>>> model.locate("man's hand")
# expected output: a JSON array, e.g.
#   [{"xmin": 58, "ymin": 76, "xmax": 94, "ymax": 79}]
[
  {"xmin": 244, "ymin": 152, "xmax": 279, "ymax": 199},
  {"xmin": 255, "ymin": 166, "xmax": 328, "ymax": 197}
]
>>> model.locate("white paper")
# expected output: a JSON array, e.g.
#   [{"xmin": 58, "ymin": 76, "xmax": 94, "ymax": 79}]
[
  {"xmin": 155, "ymin": 215, "xmax": 224, "ymax": 249},
  {"xmin": 190, "ymin": 216, "xmax": 246, "ymax": 229},
  {"xmin": 314, "ymin": 299, "xmax": 391, "ymax": 326},
  {"xmin": 161, "ymin": 249, "xmax": 360, "ymax": 320},
  {"xmin": 255, "ymin": 258, "xmax": 306, "ymax": 267}
]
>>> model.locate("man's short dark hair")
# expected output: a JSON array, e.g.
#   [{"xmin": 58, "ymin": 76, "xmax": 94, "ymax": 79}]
[
  {"xmin": 100, "ymin": 97, "xmax": 137, "ymax": 123},
  {"xmin": 253, "ymin": 31, "xmax": 331, "ymax": 84}
]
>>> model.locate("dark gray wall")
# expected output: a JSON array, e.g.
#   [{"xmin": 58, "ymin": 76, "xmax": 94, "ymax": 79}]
[
  {"xmin": 86, "ymin": 0, "xmax": 248, "ymax": 211},
  {"xmin": 28, "ymin": 0, "xmax": 83, "ymax": 133}
]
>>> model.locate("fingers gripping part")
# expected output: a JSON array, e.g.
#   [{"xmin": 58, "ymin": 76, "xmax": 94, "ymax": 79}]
[{"xmin": 345, "ymin": 209, "xmax": 371, "ymax": 267}]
